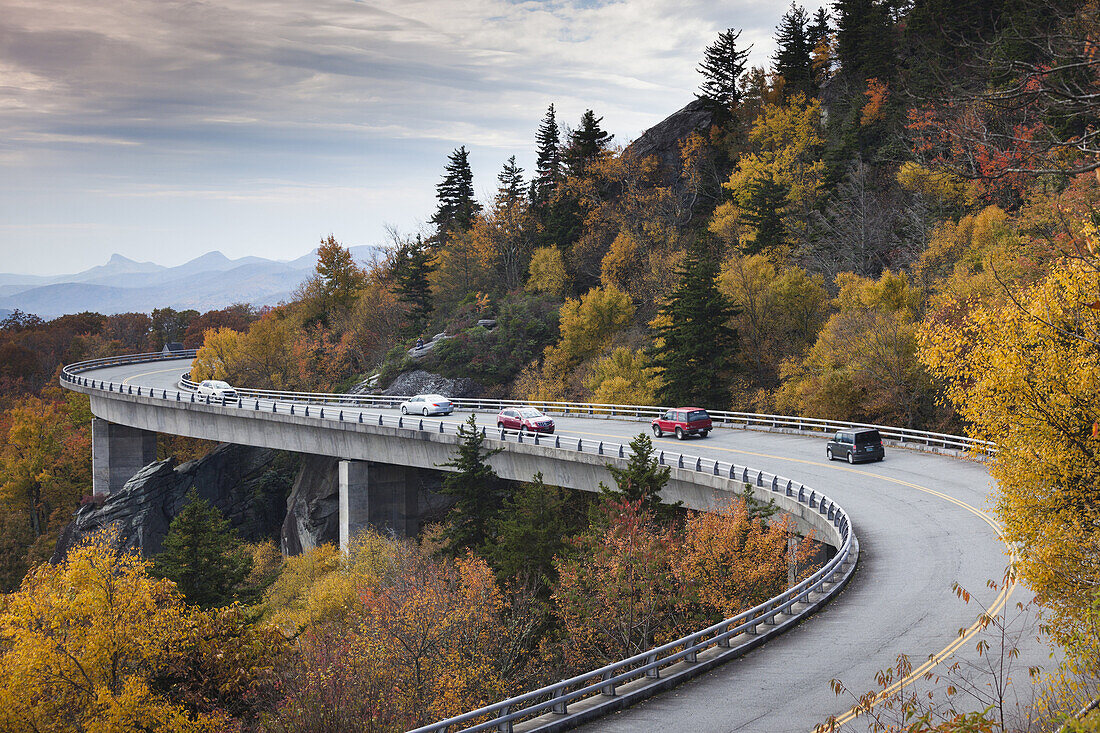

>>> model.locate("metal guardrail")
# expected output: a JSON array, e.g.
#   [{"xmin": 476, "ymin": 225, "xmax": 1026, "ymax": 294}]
[{"xmin": 62, "ymin": 350, "xmax": 857, "ymax": 733}]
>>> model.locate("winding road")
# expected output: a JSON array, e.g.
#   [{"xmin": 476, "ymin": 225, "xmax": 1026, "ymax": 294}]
[{"xmin": 70, "ymin": 357, "xmax": 1049, "ymax": 732}]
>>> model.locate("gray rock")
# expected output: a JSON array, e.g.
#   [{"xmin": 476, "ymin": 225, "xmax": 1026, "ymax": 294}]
[
  {"xmin": 280, "ymin": 454, "xmax": 341, "ymax": 556},
  {"xmin": 624, "ymin": 98, "xmax": 716, "ymax": 182},
  {"xmin": 52, "ymin": 443, "xmax": 297, "ymax": 562},
  {"xmin": 383, "ymin": 369, "xmax": 482, "ymax": 398}
]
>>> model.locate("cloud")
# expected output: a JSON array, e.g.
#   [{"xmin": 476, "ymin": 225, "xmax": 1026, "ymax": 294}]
[{"xmin": 0, "ymin": 0, "xmax": 824, "ymax": 274}]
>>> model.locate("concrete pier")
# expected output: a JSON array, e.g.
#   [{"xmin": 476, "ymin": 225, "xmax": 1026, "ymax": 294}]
[
  {"xmin": 91, "ymin": 418, "xmax": 157, "ymax": 497},
  {"xmin": 339, "ymin": 460, "xmax": 419, "ymax": 551}
]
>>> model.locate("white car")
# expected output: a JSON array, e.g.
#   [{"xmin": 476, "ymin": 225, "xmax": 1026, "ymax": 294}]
[
  {"xmin": 196, "ymin": 379, "xmax": 238, "ymax": 401},
  {"xmin": 400, "ymin": 393, "xmax": 453, "ymax": 416}
]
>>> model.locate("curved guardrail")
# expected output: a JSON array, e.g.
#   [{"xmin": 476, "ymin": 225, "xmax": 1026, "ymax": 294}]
[{"xmin": 62, "ymin": 350, "xmax": 859, "ymax": 733}]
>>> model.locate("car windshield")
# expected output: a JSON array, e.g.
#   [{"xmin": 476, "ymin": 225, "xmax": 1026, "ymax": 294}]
[
  {"xmin": 423, "ymin": 394, "xmax": 445, "ymax": 402},
  {"xmin": 855, "ymin": 430, "xmax": 881, "ymax": 444},
  {"xmin": 687, "ymin": 410, "xmax": 709, "ymax": 422},
  {"xmin": 518, "ymin": 408, "xmax": 542, "ymax": 418},
  {"xmin": 212, "ymin": 381, "xmax": 230, "ymax": 389}
]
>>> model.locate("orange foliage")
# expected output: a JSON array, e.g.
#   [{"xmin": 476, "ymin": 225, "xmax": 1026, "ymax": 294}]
[{"xmin": 860, "ymin": 78, "xmax": 889, "ymax": 126}]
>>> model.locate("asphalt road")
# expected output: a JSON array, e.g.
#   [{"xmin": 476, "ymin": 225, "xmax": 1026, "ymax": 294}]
[{"xmin": 81, "ymin": 359, "xmax": 1053, "ymax": 732}]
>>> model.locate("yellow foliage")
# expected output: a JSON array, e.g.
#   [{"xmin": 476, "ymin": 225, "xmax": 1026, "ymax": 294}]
[
  {"xmin": 430, "ymin": 227, "xmax": 497, "ymax": 311},
  {"xmin": 918, "ymin": 256, "xmax": 1100, "ymax": 648},
  {"xmin": 583, "ymin": 347, "xmax": 661, "ymax": 405},
  {"xmin": 896, "ymin": 161, "xmax": 976, "ymax": 209},
  {"xmin": 526, "ymin": 246, "xmax": 567, "ymax": 297},
  {"xmin": 189, "ymin": 326, "xmax": 241, "ymax": 381},
  {"xmin": 720, "ymin": 94, "xmax": 826, "ymax": 252},
  {"xmin": 600, "ymin": 231, "xmax": 639, "ymax": 290},
  {"xmin": 557, "ymin": 285, "xmax": 635, "ymax": 363},
  {"xmin": 774, "ymin": 271, "xmax": 931, "ymax": 425},
  {"xmin": 0, "ymin": 529, "xmax": 226, "ymax": 731}
]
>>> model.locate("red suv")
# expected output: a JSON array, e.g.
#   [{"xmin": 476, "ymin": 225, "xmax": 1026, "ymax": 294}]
[
  {"xmin": 652, "ymin": 408, "xmax": 712, "ymax": 440},
  {"xmin": 497, "ymin": 407, "xmax": 555, "ymax": 434}
]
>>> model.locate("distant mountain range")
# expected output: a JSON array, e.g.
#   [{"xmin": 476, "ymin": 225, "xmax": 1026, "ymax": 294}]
[{"xmin": 0, "ymin": 246, "xmax": 386, "ymax": 319}]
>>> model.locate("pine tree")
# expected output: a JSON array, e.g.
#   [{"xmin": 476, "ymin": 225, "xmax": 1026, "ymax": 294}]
[
  {"xmin": 773, "ymin": 3, "xmax": 816, "ymax": 100},
  {"xmin": 808, "ymin": 7, "xmax": 833, "ymax": 84},
  {"xmin": 563, "ymin": 110, "xmax": 613, "ymax": 178},
  {"xmin": 697, "ymin": 28, "xmax": 751, "ymax": 112},
  {"xmin": 530, "ymin": 104, "xmax": 562, "ymax": 211},
  {"xmin": 497, "ymin": 155, "xmax": 526, "ymax": 206},
  {"xmin": 741, "ymin": 178, "xmax": 790, "ymax": 254},
  {"xmin": 152, "ymin": 489, "xmax": 252, "ymax": 608},
  {"xmin": 651, "ymin": 240, "xmax": 739, "ymax": 409},
  {"xmin": 431, "ymin": 146, "xmax": 482, "ymax": 237},
  {"xmin": 394, "ymin": 234, "xmax": 433, "ymax": 339},
  {"xmin": 437, "ymin": 415, "xmax": 506, "ymax": 557},
  {"xmin": 599, "ymin": 433, "xmax": 676, "ymax": 517}
]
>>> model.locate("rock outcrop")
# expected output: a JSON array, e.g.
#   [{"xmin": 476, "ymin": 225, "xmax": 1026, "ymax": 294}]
[
  {"xmin": 52, "ymin": 444, "xmax": 296, "ymax": 561},
  {"xmin": 280, "ymin": 454, "xmax": 341, "ymax": 556},
  {"xmin": 624, "ymin": 98, "xmax": 717, "ymax": 182},
  {"xmin": 383, "ymin": 369, "xmax": 482, "ymax": 398}
]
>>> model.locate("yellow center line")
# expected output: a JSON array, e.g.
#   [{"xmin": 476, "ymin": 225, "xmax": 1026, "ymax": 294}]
[{"xmin": 120, "ymin": 366, "xmax": 189, "ymax": 385}]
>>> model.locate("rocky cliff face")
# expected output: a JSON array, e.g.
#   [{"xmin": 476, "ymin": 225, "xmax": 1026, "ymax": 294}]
[
  {"xmin": 624, "ymin": 98, "xmax": 717, "ymax": 181},
  {"xmin": 52, "ymin": 444, "xmax": 297, "ymax": 561},
  {"xmin": 383, "ymin": 369, "xmax": 482, "ymax": 398},
  {"xmin": 280, "ymin": 454, "xmax": 340, "ymax": 556}
]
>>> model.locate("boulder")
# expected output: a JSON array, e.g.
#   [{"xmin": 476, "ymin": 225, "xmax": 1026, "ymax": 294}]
[
  {"xmin": 52, "ymin": 444, "xmax": 296, "ymax": 562},
  {"xmin": 383, "ymin": 369, "xmax": 482, "ymax": 398},
  {"xmin": 623, "ymin": 98, "xmax": 717, "ymax": 182},
  {"xmin": 280, "ymin": 454, "xmax": 341, "ymax": 556}
]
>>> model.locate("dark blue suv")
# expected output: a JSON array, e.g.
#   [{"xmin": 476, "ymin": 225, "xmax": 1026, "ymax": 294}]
[{"xmin": 826, "ymin": 428, "xmax": 885, "ymax": 464}]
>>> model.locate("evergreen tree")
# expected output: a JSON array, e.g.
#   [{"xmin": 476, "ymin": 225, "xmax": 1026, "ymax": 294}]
[
  {"xmin": 431, "ymin": 146, "xmax": 482, "ymax": 237},
  {"xmin": 808, "ymin": 7, "xmax": 833, "ymax": 84},
  {"xmin": 437, "ymin": 415, "xmax": 506, "ymax": 557},
  {"xmin": 741, "ymin": 178, "xmax": 790, "ymax": 254},
  {"xmin": 599, "ymin": 433, "xmax": 676, "ymax": 517},
  {"xmin": 563, "ymin": 110, "xmax": 613, "ymax": 178},
  {"xmin": 651, "ymin": 239, "xmax": 739, "ymax": 409},
  {"xmin": 394, "ymin": 234, "xmax": 433, "ymax": 339},
  {"xmin": 809, "ymin": 6, "xmax": 831, "ymax": 48},
  {"xmin": 530, "ymin": 104, "xmax": 562, "ymax": 211},
  {"xmin": 697, "ymin": 28, "xmax": 752, "ymax": 112},
  {"xmin": 833, "ymin": 0, "xmax": 896, "ymax": 83},
  {"xmin": 773, "ymin": 3, "xmax": 816, "ymax": 100},
  {"xmin": 497, "ymin": 155, "xmax": 526, "ymax": 206},
  {"xmin": 152, "ymin": 489, "xmax": 252, "ymax": 609},
  {"xmin": 489, "ymin": 472, "xmax": 569, "ymax": 590}
]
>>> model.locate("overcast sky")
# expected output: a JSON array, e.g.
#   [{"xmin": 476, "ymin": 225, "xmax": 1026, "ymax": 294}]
[{"xmin": 0, "ymin": 0, "xmax": 822, "ymax": 275}]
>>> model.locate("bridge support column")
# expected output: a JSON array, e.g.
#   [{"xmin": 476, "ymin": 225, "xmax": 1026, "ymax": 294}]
[
  {"xmin": 339, "ymin": 460, "xmax": 419, "ymax": 552},
  {"xmin": 91, "ymin": 418, "xmax": 157, "ymax": 498}
]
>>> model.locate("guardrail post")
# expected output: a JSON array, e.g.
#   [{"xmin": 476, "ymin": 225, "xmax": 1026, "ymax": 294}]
[
  {"xmin": 728, "ymin": 464, "xmax": 735, "ymax": 478},
  {"xmin": 272, "ymin": 402, "xmax": 277, "ymax": 413},
  {"xmin": 439, "ymin": 421, "xmax": 445, "ymax": 433},
  {"xmin": 695, "ymin": 457, "xmax": 701, "ymax": 471},
  {"xmin": 418, "ymin": 419, "xmax": 424, "ymax": 431},
  {"xmin": 600, "ymin": 670, "xmax": 616, "ymax": 696},
  {"xmin": 808, "ymin": 490, "xmax": 816, "ymax": 507},
  {"xmin": 713, "ymin": 461, "xmax": 719, "ymax": 475},
  {"xmin": 717, "ymin": 630, "xmax": 731, "ymax": 648},
  {"xmin": 684, "ymin": 645, "xmax": 698, "ymax": 663},
  {"xmin": 377, "ymin": 414, "xmax": 382, "ymax": 425},
  {"xmin": 305, "ymin": 406, "xmax": 309, "ymax": 417},
  {"xmin": 645, "ymin": 654, "xmax": 659, "ymax": 678},
  {"xmin": 359, "ymin": 412, "xmax": 364, "ymax": 423},
  {"xmin": 320, "ymin": 408, "xmax": 325, "ymax": 419},
  {"xmin": 678, "ymin": 454, "xmax": 684, "ymax": 468},
  {"xmin": 176, "ymin": 392, "xmax": 180, "ymax": 402},
  {"xmin": 254, "ymin": 399, "xmax": 259, "ymax": 410},
  {"xmin": 618, "ymin": 444, "xmax": 624, "ymax": 458},
  {"xmin": 398, "ymin": 417, "xmax": 403, "ymax": 428},
  {"xmin": 798, "ymin": 486, "xmax": 805, "ymax": 503},
  {"xmin": 597, "ymin": 441, "xmax": 603, "ymax": 455},
  {"xmin": 496, "ymin": 708, "xmax": 512, "ymax": 733},
  {"xmin": 551, "ymin": 687, "xmax": 568, "ymax": 715},
  {"xmin": 577, "ymin": 438, "xmax": 583, "ymax": 451},
  {"xmin": 339, "ymin": 410, "xmax": 343, "ymax": 421},
  {"xmin": 555, "ymin": 436, "xmax": 560, "ymax": 448},
  {"xmin": 659, "ymin": 451, "xmax": 664, "ymax": 465},
  {"xmin": 290, "ymin": 405, "xmax": 295, "ymax": 415},
  {"xmin": 786, "ymin": 482, "xmax": 793, "ymax": 497}
]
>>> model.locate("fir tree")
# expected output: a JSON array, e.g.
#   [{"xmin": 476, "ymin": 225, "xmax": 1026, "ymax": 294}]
[
  {"xmin": 833, "ymin": 0, "xmax": 896, "ymax": 83},
  {"xmin": 497, "ymin": 155, "xmax": 526, "ymax": 206},
  {"xmin": 697, "ymin": 28, "xmax": 751, "ymax": 112},
  {"xmin": 530, "ymin": 104, "xmax": 562, "ymax": 211},
  {"xmin": 394, "ymin": 234, "xmax": 433, "ymax": 339},
  {"xmin": 741, "ymin": 178, "xmax": 789, "ymax": 254},
  {"xmin": 651, "ymin": 239, "xmax": 739, "ymax": 410},
  {"xmin": 773, "ymin": 3, "xmax": 816, "ymax": 100},
  {"xmin": 431, "ymin": 146, "xmax": 482, "ymax": 237},
  {"xmin": 437, "ymin": 415, "xmax": 506, "ymax": 557},
  {"xmin": 808, "ymin": 7, "xmax": 833, "ymax": 83},
  {"xmin": 152, "ymin": 489, "xmax": 252, "ymax": 608},
  {"xmin": 599, "ymin": 433, "xmax": 676, "ymax": 518},
  {"xmin": 489, "ymin": 472, "xmax": 569, "ymax": 590},
  {"xmin": 563, "ymin": 110, "xmax": 613, "ymax": 178}
]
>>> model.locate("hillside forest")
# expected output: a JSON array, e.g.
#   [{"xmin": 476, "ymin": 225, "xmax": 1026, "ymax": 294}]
[{"xmin": 2, "ymin": 0, "xmax": 1100, "ymax": 729}]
